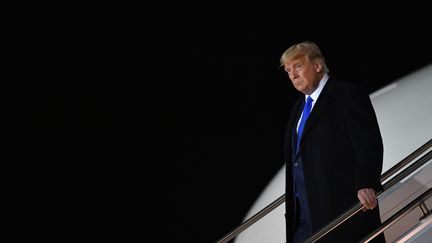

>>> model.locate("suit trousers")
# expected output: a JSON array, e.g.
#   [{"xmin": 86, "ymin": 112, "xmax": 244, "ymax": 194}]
[{"xmin": 293, "ymin": 197, "xmax": 312, "ymax": 243}]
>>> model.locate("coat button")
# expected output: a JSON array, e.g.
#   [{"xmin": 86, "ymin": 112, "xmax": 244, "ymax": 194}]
[{"xmin": 294, "ymin": 163, "xmax": 298, "ymax": 166}]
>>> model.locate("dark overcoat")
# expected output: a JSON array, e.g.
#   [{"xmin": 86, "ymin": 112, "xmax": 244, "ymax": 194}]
[{"xmin": 285, "ymin": 77, "xmax": 385, "ymax": 243}]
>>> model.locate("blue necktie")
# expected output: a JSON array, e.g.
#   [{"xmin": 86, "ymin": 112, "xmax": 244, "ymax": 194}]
[{"xmin": 296, "ymin": 96, "xmax": 313, "ymax": 151}]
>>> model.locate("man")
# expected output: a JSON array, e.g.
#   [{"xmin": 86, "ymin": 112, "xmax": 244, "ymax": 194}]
[{"xmin": 280, "ymin": 41, "xmax": 385, "ymax": 243}]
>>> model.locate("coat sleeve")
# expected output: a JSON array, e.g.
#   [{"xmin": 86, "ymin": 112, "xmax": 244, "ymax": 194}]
[{"xmin": 343, "ymin": 85, "xmax": 384, "ymax": 192}]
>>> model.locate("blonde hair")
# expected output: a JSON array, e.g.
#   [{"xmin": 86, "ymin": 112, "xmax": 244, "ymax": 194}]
[{"xmin": 280, "ymin": 41, "xmax": 329, "ymax": 73}]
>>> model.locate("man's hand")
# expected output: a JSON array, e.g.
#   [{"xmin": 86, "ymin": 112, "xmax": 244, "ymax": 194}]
[{"xmin": 358, "ymin": 188, "xmax": 377, "ymax": 211}]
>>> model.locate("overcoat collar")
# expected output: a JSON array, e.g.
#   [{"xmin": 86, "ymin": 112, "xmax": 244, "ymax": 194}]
[{"xmin": 297, "ymin": 77, "xmax": 337, "ymax": 147}]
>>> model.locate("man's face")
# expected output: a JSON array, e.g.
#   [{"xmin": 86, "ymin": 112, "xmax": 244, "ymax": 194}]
[{"xmin": 283, "ymin": 56, "xmax": 321, "ymax": 95}]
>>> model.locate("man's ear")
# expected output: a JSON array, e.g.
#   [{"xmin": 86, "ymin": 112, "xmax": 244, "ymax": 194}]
[{"xmin": 315, "ymin": 62, "xmax": 322, "ymax": 72}]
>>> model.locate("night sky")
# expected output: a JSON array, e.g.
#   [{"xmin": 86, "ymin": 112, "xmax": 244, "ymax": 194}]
[{"xmin": 11, "ymin": 4, "xmax": 431, "ymax": 243}]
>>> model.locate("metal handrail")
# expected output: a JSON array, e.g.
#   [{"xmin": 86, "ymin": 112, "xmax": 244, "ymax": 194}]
[
  {"xmin": 305, "ymin": 146, "xmax": 432, "ymax": 242},
  {"xmin": 215, "ymin": 139, "xmax": 432, "ymax": 243},
  {"xmin": 360, "ymin": 188, "xmax": 432, "ymax": 243},
  {"xmin": 215, "ymin": 194, "xmax": 285, "ymax": 243}
]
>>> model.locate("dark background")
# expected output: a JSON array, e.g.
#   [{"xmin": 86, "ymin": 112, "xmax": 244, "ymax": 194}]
[{"xmin": 10, "ymin": 4, "xmax": 431, "ymax": 243}]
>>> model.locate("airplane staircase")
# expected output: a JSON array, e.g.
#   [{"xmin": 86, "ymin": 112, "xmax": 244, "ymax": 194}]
[{"xmin": 216, "ymin": 139, "xmax": 432, "ymax": 243}]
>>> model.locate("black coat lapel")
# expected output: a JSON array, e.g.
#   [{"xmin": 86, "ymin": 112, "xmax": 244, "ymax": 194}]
[
  {"xmin": 285, "ymin": 97, "xmax": 303, "ymax": 160},
  {"xmin": 300, "ymin": 78, "xmax": 337, "ymax": 141}
]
